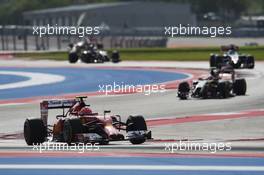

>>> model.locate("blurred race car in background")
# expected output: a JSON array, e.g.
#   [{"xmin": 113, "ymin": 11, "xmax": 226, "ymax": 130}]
[
  {"xmin": 68, "ymin": 41, "xmax": 121, "ymax": 64},
  {"xmin": 24, "ymin": 96, "xmax": 151, "ymax": 145},
  {"xmin": 210, "ymin": 44, "xmax": 255, "ymax": 69},
  {"xmin": 177, "ymin": 67, "xmax": 247, "ymax": 100}
]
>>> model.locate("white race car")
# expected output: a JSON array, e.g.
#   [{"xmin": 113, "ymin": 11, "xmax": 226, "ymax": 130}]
[{"xmin": 210, "ymin": 45, "xmax": 255, "ymax": 69}]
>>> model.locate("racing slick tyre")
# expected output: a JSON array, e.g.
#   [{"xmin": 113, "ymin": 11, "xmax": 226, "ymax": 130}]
[
  {"xmin": 210, "ymin": 54, "xmax": 217, "ymax": 67},
  {"xmin": 98, "ymin": 140, "xmax": 110, "ymax": 145},
  {"xmin": 24, "ymin": 118, "xmax": 47, "ymax": 145},
  {"xmin": 63, "ymin": 118, "xmax": 83, "ymax": 144},
  {"xmin": 218, "ymin": 82, "xmax": 230, "ymax": 98},
  {"xmin": 178, "ymin": 81, "xmax": 190, "ymax": 100},
  {"xmin": 200, "ymin": 85, "xmax": 209, "ymax": 99},
  {"xmin": 210, "ymin": 55, "xmax": 222, "ymax": 68},
  {"xmin": 103, "ymin": 56, "xmax": 110, "ymax": 62},
  {"xmin": 111, "ymin": 50, "xmax": 120, "ymax": 63},
  {"xmin": 80, "ymin": 51, "xmax": 93, "ymax": 63},
  {"xmin": 126, "ymin": 115, "xmax": 147, "ymax": 144},
  {"xmin": 233, "ymin": 79, "xmax": 247, "ymax": 95},
  {"xmin": 247, "ymin": 56, "xmax": 255, "ymax": 69},
  {"xmin": 68, "ymin": 52, "xmax": 79, "ymax": 63},
  {"xmin": 96, "ymin": 54, "xmax": 105, "ymax": 63}
]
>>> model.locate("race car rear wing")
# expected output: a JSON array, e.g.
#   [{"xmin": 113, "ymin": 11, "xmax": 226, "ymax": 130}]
[
  {"xmin": 41, "ymin": 99, "xmax": 76, "ymax": 109},
  {"xmin": 40, "ymin": 99, "xmax": 76, "ymax": 126},
  {"xmin": 221, "ymin": 45, "xmax": 239, "ymax": 52}
]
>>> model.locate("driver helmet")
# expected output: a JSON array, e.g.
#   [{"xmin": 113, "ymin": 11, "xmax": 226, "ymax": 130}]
[
  {"xmin": 78, "ymin": 107, "xmax": 93, "ymax": 116},
  {"xmin": 229, "ymin": 44, "xmax": 237, "ymax": 51}
]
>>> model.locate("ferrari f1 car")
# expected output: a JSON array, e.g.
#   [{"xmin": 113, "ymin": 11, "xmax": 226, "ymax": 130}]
[
  {"xmin": 24, "ymin": 96, "xmax": 151, "ymax": 145},
  {"xmin": 210, "ymin": 44, "xmax": 255, "ymax": 69},
  {"xmin": 68, "ymin": 41, "xmax": 120, "ymax": 64},
  {"xmin": 177, "ymin": 67, "xmax": 247, "ymax": 100}
]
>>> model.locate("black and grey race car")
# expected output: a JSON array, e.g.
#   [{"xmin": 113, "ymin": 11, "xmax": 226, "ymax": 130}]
[
  {"xmin": 177, "ymin": 67, "xmax": 247, "ymax": 100},
  {"xmin": 68, "ymin": 41, "xmax": 120, "ymax": 64},
  {"xmin": 210, "ymin": 45, "xmax": 255, "ymax": 69}
]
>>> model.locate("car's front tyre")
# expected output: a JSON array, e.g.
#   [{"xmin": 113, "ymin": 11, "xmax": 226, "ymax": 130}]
[
  {"xmin": 63, "ymin": 118, "xmax": 83, "ymax": 144},
  {"xmin": 126, "ymin": 115, "xmax": 147, "ymax": 144},
  {"xmin": 68, "ymin": 52, "xmax": 79, "ymax": 63},
  {"xmin": 233, "ymin": 79, "xmax": 247, "ymax": 95}
]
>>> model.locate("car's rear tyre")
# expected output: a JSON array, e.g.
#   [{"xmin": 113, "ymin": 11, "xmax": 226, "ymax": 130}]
[
  {"xmin": 210, "ymin": 54, "xmax": 217, "ymax": 67},
  {"xmin": 97, "ymin": 54, "xmax": 105, "ymax": 63},
  {"xmin": 68, "ymin": 52, "xmax": 79, "ymax": 63},
  {"xmin": 24, "ymin": 118, "xmax": 46, "ymax": 145},
  {"xmin": 80, "ymin": 51, "xmax": 93, "ymax": 63},
  {"xmin": 233, "ymin": 79, "xmax": 247, "ymax": 95},
  {"xmin": 218, "ymin": 82, "xmax": 229, "ymax": 98},
  {"xmin": 210, "ymin": 55, "xmax": 223, "ymax": 69},
  {"xmin": 200, "ymin": 85, "xmax": 209, "ymax": 99},
  {"xmin": 111, "ymin": 50, "xmax": 120, "ymax": 63},
  {"xmin": 99, "ymin": 140, "xmax": 109, "ymax": 145},
  {"xmin": 126, "ymin": 115, "xmax": 147, "ymax": 144},
  {"xmin": 104, "ymin": 56, "xmax": 110, "ymax": 62},
  {"xmin": 63, "ymin": 118, "xmax": 83, "ymax": 144},
  {"xmin": 178, "ymin": 81, "xmax": 190, "ymax": 100},
  {"xmin": 247, "ymin": 56, "xmax": 255, "ymax": 69}
]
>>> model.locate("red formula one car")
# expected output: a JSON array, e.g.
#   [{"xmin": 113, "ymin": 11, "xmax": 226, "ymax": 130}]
[{"xmin": 24, "ymin": 96, "xmax": 151, "ymax": 145}]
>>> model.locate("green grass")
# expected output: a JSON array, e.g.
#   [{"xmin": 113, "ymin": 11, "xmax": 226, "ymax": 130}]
[
  {"xmin": 14, "ymin": 46, "xmax": 264, "ymax": 61},
  {"xmin": 15, "ymin": 51, "xmax": 68, "ymax": 61}
]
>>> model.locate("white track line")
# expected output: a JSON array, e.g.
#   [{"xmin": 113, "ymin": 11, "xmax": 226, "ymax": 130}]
[
  {"xmin": 0, "ymin": 71, "xmax": 65, "ymax": 90},
  {"xmin": 0, "ymin": 164, "xmax": 263, "ymax": 171}
]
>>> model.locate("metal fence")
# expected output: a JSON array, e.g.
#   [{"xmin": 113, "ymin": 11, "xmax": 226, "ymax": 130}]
[
  {"xmin": 0, "ymin": 26, "xmax": 168, "ymax": 51},
  {"xmin": 0, "ymin": 25, "xmax": 264, "ymax": 51}
]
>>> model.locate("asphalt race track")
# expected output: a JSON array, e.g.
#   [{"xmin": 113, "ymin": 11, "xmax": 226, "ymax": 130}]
[
  {"xmin": 0, "ymin": 156, "xmax": 264, "ymax": 175},
  {"xmin": 0, "ymin": 59, "xmax": 263, "ymax": 174}
]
